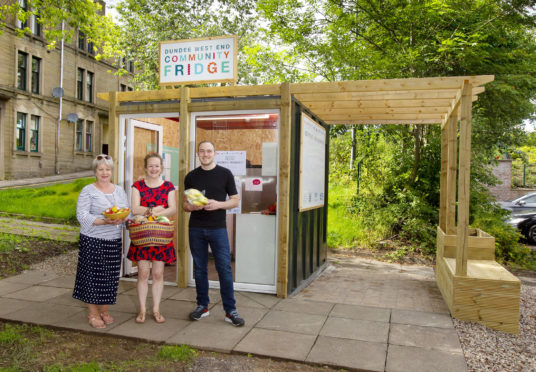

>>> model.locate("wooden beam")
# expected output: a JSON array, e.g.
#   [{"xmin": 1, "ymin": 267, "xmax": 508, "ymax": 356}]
[
  {"xmin": 320, "ymin": 113, "xmax": 443, "ymax": 121},
  {"xmin": 109, "ymin": 92, "xmax": 119, "ymax": 181},
  {"xmin": 447, "ymin": 114, "xmax": 458, "ymax": 235},
  {"xmin": 302, "ymin": 100, "xmax": 451, "ymax": 109},
  {"xmin": 439, "ymin": 125, "xmax": 448, "ymax": 232},
  {"xmin": 190, "ymin": 84, "xmax": 281, "ymax": 98},
  {"xmin": 306, "ymin": 107, "xmax": 447, "ymax": 115},
  {"xmin": 177, "ymin": 86, "xmax": 191, "ymax": 288},
  {"xmin": 441, "ymin": 84, "xmax": 464, "ymax": 129},
  {"xmin": 323, "ymin": 119, "xmax": 440, "ymax": 125},
  {"xmin": 277, "ymin": 82, "xmax": 291, "ymax": 298},
  {"xmin": 456, "ymin": 81, "xmax": 473, "ymax": 276},
  {"xmin": 290, "ymin": 75, "xmax": 494, "ymax": 94}
]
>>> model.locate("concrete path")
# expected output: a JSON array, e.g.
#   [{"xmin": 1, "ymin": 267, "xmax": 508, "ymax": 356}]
[
  {"xmin": 0, "ymin": 170, "xmax": 93, "ymax": 189},
  {"xmin": 0, "ymin": 254, "xmax": 468, "ymax": 372}
]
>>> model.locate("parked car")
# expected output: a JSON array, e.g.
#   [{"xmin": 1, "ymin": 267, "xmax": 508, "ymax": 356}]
[
  {"xmin": 499, "ymin": 192, "xmax": 536, "ymax": 213},
  {"xmin": 506, "ymin": 212, "xmax": 536, "ymax": 243}
]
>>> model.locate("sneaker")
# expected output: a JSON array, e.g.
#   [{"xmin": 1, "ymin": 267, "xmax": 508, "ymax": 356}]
[
  {"xmin": 189, "ymin": 305, "xmax": 210, "ymax": 321},
  {"xmin": 225, "ymin": 310, "xmax": 245, "ymax": 327}
]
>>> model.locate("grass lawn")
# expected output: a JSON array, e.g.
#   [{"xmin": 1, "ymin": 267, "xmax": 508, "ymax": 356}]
[{"xmin": 0, "ymin": 178, "xmax": 94, "ymax": 223}]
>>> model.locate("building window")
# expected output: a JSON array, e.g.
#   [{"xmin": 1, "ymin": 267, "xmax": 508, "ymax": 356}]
[
  {"xmin": 77, "ymin": 68, "xmax": 84, "ymax": 100},
  {"xmin": 31, "ymin": 56, "xmax": 40, "ymax": 94},
  {"xmin": 78, "ymin": 31, "xmax": 86, "ymax": 50},
  {"xmin": 16, "ymin": 112, "xmax": 27, "ymax": 151},
  {"xmin": 30, "ymin": 115, "xmax": 39, "ymax": 152},
  {"xmin": 120, "ymin": 84, "xmax": 126, "ymax": 92},
  {"xmin": 128, "ymin": 60, "xmax": 134, "ymax": 73},
  {"xmin": 18, "ymin": 0, "xmax": 28, "ymax": 29},
  {"xmin": 85, "ymin": 121, "xmax": 93, "ymax": 152},
  {"xmin": 128, "ymin": 87, "xmax": 134, "ymax": 91},
  {"xmin": 17, "ymin": 51, "xmax": 27, "ymax": 90},
  {"xmin": 88, "ymin": 41, "xmax": 94, "ymax": 55},
  {"xmin": 31, "ymin": 12, "xmax": 41, "ymax": 36},
  {"xmin": 86, "ymin": 71, "xmax": 94, "ymax": 103},
  {"xmin": 75, "ymin": 119, "xmax": 83, "ymax": 151}
]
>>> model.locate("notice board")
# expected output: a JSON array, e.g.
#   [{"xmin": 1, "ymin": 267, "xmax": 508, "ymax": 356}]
[{"xmin": 299, "ymin": 113, "xmax": 326, "ymax": 211}]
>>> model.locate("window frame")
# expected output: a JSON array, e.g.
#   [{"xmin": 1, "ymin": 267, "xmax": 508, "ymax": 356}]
[
  {"xmin": 78, "ymin": 30, "xmax": 86, "ymax": 51},
  {"xmin": 29, "ymin": 115, "xmax": 40, "ymax": 152},
  {"xmin": 17, "ymin": 51, "xmax": 28, "ymax": 91},
  {"xmin": 85, "ymin": 71, "xmax": 94, "ymax": 103},
  {"xmin": 16, "ymin": 112, "xmax": 27, "ymax": 151},
  {"xmin": 85, "ymin": 121, "xmax": 93, "ymax": 153},
  {"xmin": 75, "ymin": 119, "xmax": 84, "ymax": 152},
  {"xmin": 31, "ymin": 55, "xmax": 40, "ymax": 94}
]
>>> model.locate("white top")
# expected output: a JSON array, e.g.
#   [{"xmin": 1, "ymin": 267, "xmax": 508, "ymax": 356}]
[{"xmin": 76, "ymin": 183, "xmax": 130, "ymax": 240}]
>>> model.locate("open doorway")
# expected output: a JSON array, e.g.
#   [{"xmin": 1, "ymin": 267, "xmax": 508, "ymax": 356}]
[
  {"xmin": 119, "ymin": 113, "xmax": 180, "ymax": 284},
  {"xmin": 189, "ymin": 110, "xmax": 280, "ymax": 293}
]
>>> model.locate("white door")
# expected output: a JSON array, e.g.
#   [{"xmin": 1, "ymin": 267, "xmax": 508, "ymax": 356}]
[{"xmin": 120, "ymin": 117, "xmax": 163, "ymax": 276}]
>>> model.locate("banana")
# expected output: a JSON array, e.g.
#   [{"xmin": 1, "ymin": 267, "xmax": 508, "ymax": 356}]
[{"xmin": 185, "ymin": 189, "xmax": 208, "ymax": 205}]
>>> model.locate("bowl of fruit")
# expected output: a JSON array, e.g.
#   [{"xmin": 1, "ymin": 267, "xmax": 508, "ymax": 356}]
[{"xmin": 103, "ymin": 206, "xmax": 130, "ymax": 220}]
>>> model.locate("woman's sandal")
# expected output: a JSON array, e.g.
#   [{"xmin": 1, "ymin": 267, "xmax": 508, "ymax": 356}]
[
  {"xmin": 152, "ymin": 311, "xmax": 166, "ymax": 323},
  {"xmin": 135, "ymin": 311, "xmax": 146, "ymax": 323},
  {"xmin": 88, "ymin": 314, "xmax": 106, "ymax": 329},
  {"xmin": 100, "ymin": 312, "xmax": 114, "ymax": 325}
]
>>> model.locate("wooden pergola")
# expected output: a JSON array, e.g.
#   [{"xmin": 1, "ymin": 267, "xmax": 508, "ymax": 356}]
[{"xmin": 100, "ymin": 74, "xmax": 520, "ymax": 333}]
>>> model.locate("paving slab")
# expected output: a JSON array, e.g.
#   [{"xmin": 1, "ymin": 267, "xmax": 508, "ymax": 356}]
[
  {"xmin": 2, "ymin": 270, "xmax": 59, "ymax": 285},
  {"xmin": 273, "ymin": 298, "xmax": 334, "ymax": 316},
  {"xmin": 4, "ymin": 285, "xmax": 71, "ymax": 302},
  {"xmin": 0, "ymin": 280, "xmax": 32, "ymax": 296},
  {"xmin": 59, "ymin": 310, "xmax": 134, "ymax": 333},
  {"xmin": 389, "ymin": 323, "xmax": 463, "ymax": 354},
  {"xmin": 256, "ymin": 310, "xmax": 326, "ymax": 335},
  {"xmin": 2, "ymin": 302, "xmax": 85, "ymax": 326},
  {"xmin": 40, "ymin": 275, "xmax": 76, "ymax": 289},
  {"xmin": 386, "ymin": 344, "xmax": 468, "ymax": 372},
  {"xmin": 391, "ymin": 309, "xmax": 454, "ymax": 328},
  {"xmin": 116, "ymin": 280, "xmax": 137, "ymax": 294},
  {"xmin": 204, "ymin": 305, "xmax": 269, "ymax": 326},
  {"xmin": 320, "ymin": 316, "xmax": 390, "ymax": 343},
  {"xmin": 239, "ymin": 291, "xmax": 281, "ymax": 309},
  {"xmin": 330, "ymin": 303, "xmax": 391, "ymax": 322},
  {"xmin": 167, "ymin": 319, "xmax": 251, "ymax": 353},
  {"xmin": 234, "ymin": 328, "xmax": 316, "ymax": 361},
  {"xmin": 45, "ymin": 292, "xmax": 86, "ymax": 308},
  {"xmin": 306, "ymin": 335, "xmax": 387, "ymax": 372},
  {"xmin": 108, "ymin": 317, "xmax": 191, "ymax": 342},
  {"xmin": 121, "ymin": 284, "xmax": 184, "ymax": 300},
  {"xmin": 158, "ymin": 299, "xmax": 199, "ymax": 320},
  {"xmin": 0, "ymin": 298, "xmax": 35, "ymax": 316},
  {"xmin": 108, "ymin": 294, "xmax": 139, "ymax": 314},
  {"xmin": 168, "ymin": 287, "xmax": 221, "ymax": 305}
]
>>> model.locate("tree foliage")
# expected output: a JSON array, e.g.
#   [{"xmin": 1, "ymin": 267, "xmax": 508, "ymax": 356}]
[{"xmin": 0, "ymin": 0, "xmax": 122, "ymax": 60}]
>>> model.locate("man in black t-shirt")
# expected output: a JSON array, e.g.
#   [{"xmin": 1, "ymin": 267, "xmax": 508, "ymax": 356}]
[{"xmin": 183, "ymin": 141, "xmax": 244, "ymax": 326}]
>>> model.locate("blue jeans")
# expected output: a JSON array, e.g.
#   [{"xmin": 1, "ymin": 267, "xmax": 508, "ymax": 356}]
[{"xmin": 189, "ymin": 227, "xmax": 236, "ymax": 314}]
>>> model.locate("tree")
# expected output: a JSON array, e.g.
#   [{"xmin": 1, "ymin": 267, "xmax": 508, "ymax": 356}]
[{"xmin": 0, "ymin": 0, "xmax": 122, "ymax": 60}]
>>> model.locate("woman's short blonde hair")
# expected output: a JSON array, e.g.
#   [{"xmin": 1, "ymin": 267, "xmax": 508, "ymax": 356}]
[{"xmin": 92, "ymin": 154, "xmax": 114, "ymax": 172}]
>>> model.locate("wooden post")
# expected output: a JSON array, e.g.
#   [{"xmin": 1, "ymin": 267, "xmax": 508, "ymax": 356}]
[
  {"xmin": 446, "ymin": 115, "xmax": 458, "ymax": 235},
  {"xmin": 109, "ymin": 91, "xmax": 119, "ymax": 181},
  {"xmin": 277, "ymin": 83, "xmax": 291, "ymax": 298},
  {"xmin": 439, "ymin": 125, "xmax": 448, "ymax": 232},
  {"xmin": 177, "ymin": 86, "xmax": 190, "ymax": 287},
  {"xmin": 456, "ymin": 81, "xmax": 472, "ymax": 276}
]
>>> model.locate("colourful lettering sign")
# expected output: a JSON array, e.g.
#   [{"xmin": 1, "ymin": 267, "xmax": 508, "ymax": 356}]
[{"xmin": 159, "ymin": 35, "xmax": 237, "ymax": 86}]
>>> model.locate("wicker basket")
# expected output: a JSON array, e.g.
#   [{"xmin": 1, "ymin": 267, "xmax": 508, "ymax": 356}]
[{"xmin": 128, "ymin": 222, "xmax": 174, "ymax": 246}]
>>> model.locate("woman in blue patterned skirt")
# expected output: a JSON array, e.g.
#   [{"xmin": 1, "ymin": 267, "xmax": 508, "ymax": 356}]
[{"xmin": 73, "ymin": 154, "xmax": 129, "ymax": 329}]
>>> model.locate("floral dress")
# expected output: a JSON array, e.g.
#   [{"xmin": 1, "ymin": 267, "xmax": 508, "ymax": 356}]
[{"xmin": 127, "ymin": 180, "xmax": 177, "ymax": 264}]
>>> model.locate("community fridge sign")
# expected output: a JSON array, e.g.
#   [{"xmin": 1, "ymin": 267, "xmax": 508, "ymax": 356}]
[{"xmin": 159, "ymin": 35, "xmax": 237, "ymax": 86}]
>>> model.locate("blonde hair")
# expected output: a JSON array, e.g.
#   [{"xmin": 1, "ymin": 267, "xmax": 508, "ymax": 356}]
[{"xmin": 92, "ymin": 154, "xmax": 114, "ymax": 171}]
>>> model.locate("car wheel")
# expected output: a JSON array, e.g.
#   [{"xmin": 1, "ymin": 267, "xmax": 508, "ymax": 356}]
[{"xmin": 527, "ymin": 224, "xmax": 536, "ymax": 244}]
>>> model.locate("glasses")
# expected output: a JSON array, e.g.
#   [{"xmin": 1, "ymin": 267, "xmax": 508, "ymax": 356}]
[{"xmin": 96, "ymin": 155, "xmax": 112, "ymax": 161}]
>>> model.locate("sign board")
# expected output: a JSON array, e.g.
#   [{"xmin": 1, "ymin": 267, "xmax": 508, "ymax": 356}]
[
  {"xmin": 159, "ymin": 35, "xmax": 237, "ymax": 86},
  {"xmin": 299, "ymin": 113, "xmax": 326, "ymax": 211},
  {"xmin": 215, "ymin": 150, "xmax": 247, "ymax": 176}
]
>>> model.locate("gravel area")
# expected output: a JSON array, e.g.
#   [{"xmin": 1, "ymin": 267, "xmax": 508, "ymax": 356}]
[
  {"xmin": 30, "ymin": 249, "xmax": 536, "ymax": 371},
  {"xmin": 454, "ymin": 277, "xmax": 536, "ymax": 372}
]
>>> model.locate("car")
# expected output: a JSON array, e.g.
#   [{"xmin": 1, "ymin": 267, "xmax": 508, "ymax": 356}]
[
  {"xmin": 506, "ymin": 212, "xmax": 536, "ymax": 243},
  {"xmin": 499, "ymin": 192, "xmax": 536, "ymax": 213}
]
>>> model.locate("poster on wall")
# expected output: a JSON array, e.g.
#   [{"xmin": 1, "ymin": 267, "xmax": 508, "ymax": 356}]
[
  {"xmin": 159, "ymin": 35, "xmax": 237, "ymax": 86},
  {"xmin": 299, "ymin": 113, "xmax": 326, "ymax": 211},
  {"xmin": 214, "ymin": 151, "xmax": 246, "ymax": 176}
]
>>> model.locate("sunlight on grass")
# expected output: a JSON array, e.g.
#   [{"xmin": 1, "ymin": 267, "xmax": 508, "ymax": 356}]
[{"xmin": 0, "ymin": 178, "xmax": 93, "ymax": 221}]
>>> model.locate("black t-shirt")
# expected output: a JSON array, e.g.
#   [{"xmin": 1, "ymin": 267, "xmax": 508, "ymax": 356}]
[{"xmin": 184, "ymin": 165, "xmax": 238, "ymax": 228}]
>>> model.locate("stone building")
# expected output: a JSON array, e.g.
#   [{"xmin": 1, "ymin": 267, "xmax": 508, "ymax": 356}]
[{"xmin": 0, "ymin": 0, "xmax": 134, "ymax": 179}]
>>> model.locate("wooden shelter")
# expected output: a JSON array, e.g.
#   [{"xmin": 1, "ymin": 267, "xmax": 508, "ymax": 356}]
[{"xmin": 99, "ymin": 75, "xmax": 520, "ymax": 333}]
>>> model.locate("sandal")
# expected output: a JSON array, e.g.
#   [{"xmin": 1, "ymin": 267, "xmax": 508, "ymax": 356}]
[
  {"xmin": 100, "ymin": 312, "xmax": 114, "ymax": 325},
  {"xmin": 88, "ymin": 314, "xmax": 106, "ymax": 329},
  {"xmin": 152, "ymin": 311, "xmax": 166, "ymax": 323},
  {"xmin": 135, "ymin": 311, "xmax": 146, "ymax": 323}
]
